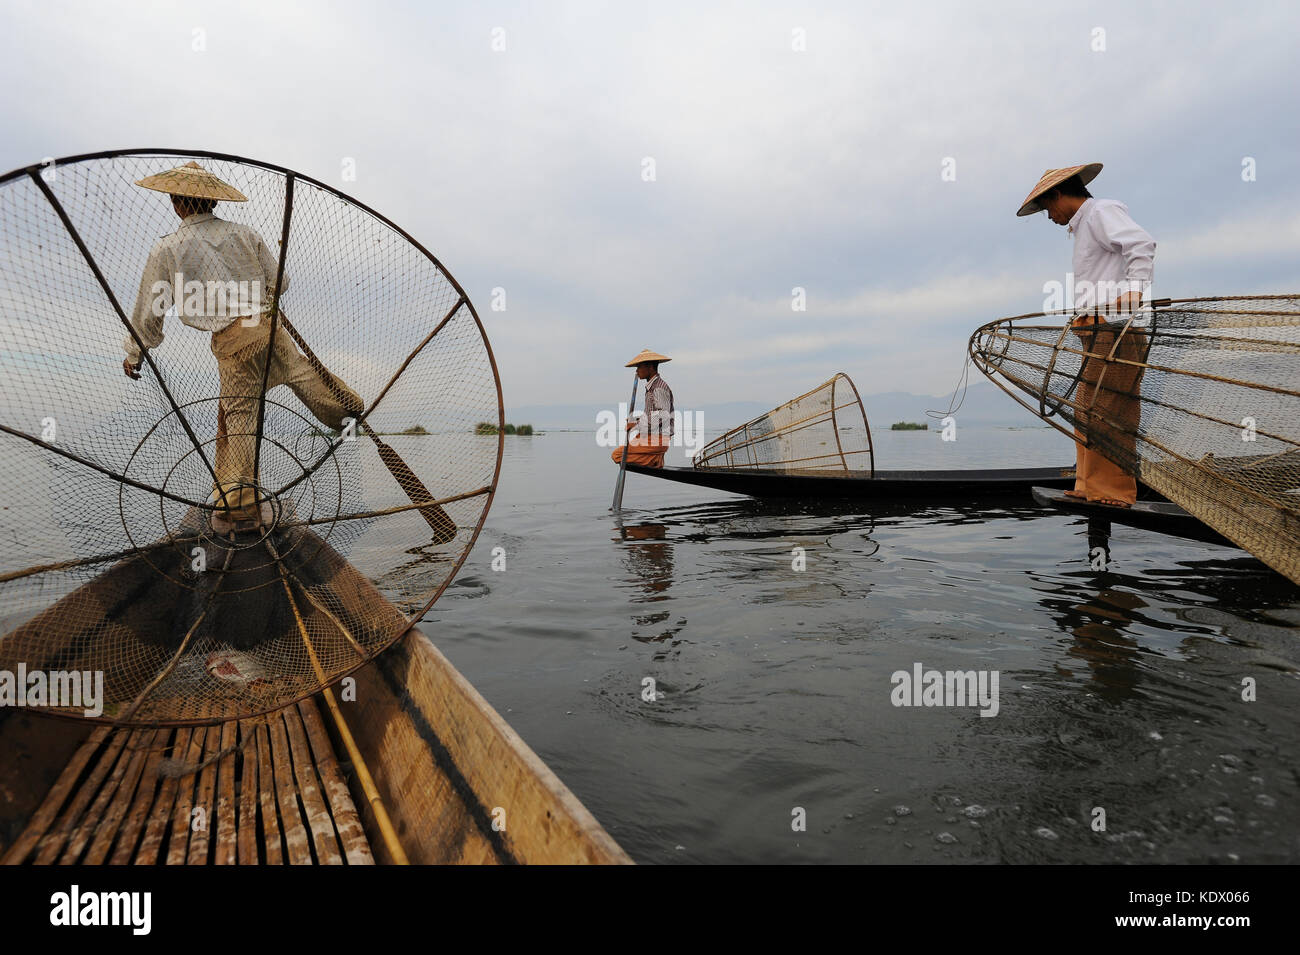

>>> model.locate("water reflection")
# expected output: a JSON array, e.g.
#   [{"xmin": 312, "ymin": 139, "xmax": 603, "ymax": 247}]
[
  {"xmin": 1050, "ymin": 585, "xmax": 1147, "ymax": 703},
  {"xmin": 614, "ymin": 521, "xmax": 681, "ymax": 646},
  {"xmin": 1033, "ymin": 512, "xmax": 1297, "ymax": 703},
  {"xmin": 615, "ymin": 522, "xmax": 673, "ymax": 602}
]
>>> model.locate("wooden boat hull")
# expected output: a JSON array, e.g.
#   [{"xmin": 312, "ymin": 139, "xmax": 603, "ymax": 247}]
[
  {"xmin": 0, "ymin": 527, "xmax": 632, "ymax": 865},
  {"xmin": 340, "ymin": 627, "xmax": 631, "ymax": 864},
  {"xmin": 623, "ymin": 463, "xmax": 1077, "ymax": 500},
  {"xmin": 0, "ymin": 632, "xmax": 631, "ymax": 865},
  {"xmin": 1030, "ymin": 486, "xmax": 1238, "ymax": 548}
]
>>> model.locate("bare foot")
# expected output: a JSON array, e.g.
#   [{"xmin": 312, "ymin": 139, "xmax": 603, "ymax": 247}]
[
  {"xmin": 1090, "ymin": 497, "xmax": 1132, "ymax": 508},
  {"xmin": 1063, "ymin": 490, "xmax": 1088, "ymax": 500}
]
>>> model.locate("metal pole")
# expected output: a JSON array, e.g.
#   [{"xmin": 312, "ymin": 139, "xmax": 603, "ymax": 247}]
[{"xmin": 611, "ymin": 372, "xmax": 640, "ymax": 511}]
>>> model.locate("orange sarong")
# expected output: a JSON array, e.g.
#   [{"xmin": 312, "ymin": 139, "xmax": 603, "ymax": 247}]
[
  {"xmin": 1069, "ymin": 315, "xmax": 1147, "ymax": 506},
  {"xmin": 611, "ymin": 434, "xmax": 671, "ymax": 468}
]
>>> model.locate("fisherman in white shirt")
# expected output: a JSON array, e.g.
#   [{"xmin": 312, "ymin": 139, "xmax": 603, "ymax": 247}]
[
  {"xmin": 124, "ymin": 162, "xmax": 361, "ymax": 533},
  {"xmin": 1018, "ymin": 162, "xmax": 1156, "ymax": 508}
]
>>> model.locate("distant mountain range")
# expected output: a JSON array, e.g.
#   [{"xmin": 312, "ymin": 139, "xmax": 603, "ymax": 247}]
[{"xmin": 507, "ymin": 381, "xmax": 1050, "ymax": 431}]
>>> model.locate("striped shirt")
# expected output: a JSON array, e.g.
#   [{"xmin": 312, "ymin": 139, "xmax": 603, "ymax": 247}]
[{"xmin": 640, "ymin": 374, "xmax": 674, "ymax": 438}]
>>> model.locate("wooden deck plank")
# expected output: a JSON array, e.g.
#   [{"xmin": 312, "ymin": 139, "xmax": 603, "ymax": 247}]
[
  {"xmin": 83, "ymin": 728, "xmax": 160, "ymax": 864},
  {"xmin": 213, "ymin": 721, "xmax": 239, "ymax": 865},
  {"xmin": 33, "ymin": 728, "xmax": 130, "ymax": 864},
  {"xmin": 255, "ymin": 720, "xmax": 284, "ymax": 865},
  {"xmin": 297, "ymin": 698, "xmax": 373, "ymax": 865},
  {"xmin": 186, "ymin": 723, "xmax": 222, "ymax": 864},
  {"xmin": 135, "ymin": 727, "xmax": 190, "ymax": 865},
  {"xmin": 109, "ymin": 728, "xmax": 171, "ymax": 864},
  {"xmin": 0, "ymin": 726, "xmax": 110, "ymax": 865},
  {"xmin": 236, "ymin": 720, "xmax": 260, "ymax": 865},
  {"xmin": 268, "ymin": 713, "xmax": 312, "ymax": 864},
  {"xmin": 283, "ymin": 704, "xmax": 342, "ymax": 865},
  {"xmin": 58, "ymin": 728, "xmax": 145, "ymax": 864},
  {"xmin": 164, "ymin": 725, "xmax": 207, "ymax": 866}
]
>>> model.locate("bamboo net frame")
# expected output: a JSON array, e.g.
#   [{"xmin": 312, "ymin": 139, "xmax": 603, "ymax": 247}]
[
  {"xmin": 693, "ymin": 373, "xmax": 874, "ymax": 475},
  {"xmin": 969, "ymin": 295, "xmax": 1300, "ymax": 584},
  {"xmin": 0, "ymin": 150, "xmax": 504, "ymax": 724}
]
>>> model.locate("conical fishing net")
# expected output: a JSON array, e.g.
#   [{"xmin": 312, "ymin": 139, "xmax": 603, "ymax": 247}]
[
  {"xmin": 0, "ymin": 150, "xmax": 503, "ymax": 725},
  {"xmin": 969, "ymin": 296, "xmax": 1300, "ymax": 584},
  {"xmin": 693, "ymin": 373, "xmax": 874, "ymax": 474}
]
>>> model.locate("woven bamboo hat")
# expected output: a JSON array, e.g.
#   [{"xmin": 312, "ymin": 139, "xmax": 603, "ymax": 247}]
[
  {"xmin": 625, "ymin": 348, "xmax": 671, "ymax": 367},
  {"xmin": 1016, "ymin": 162, "xmax": 1102, "ymax": 216},
  {"xmin": 135, "ymin": 161, "xmax": 248, "ymax": 202}
]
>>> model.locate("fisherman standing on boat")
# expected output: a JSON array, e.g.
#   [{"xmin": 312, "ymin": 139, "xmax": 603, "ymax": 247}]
[
  {"xmin": 1017, "ymin": 162, "xmax": 1156, "ymax": 508},
  {"xmin": 611, "ymin": 348, "xmax": 674, "ymax": 468},
  {"xmin": 124, "ymin": 161, "xmax": 361, "ymax": 534}
]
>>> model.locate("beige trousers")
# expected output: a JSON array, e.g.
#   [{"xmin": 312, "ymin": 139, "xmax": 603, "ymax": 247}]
[{"xmin": 210, "ymin": 315, "xmax": 362, "ymax": 515}]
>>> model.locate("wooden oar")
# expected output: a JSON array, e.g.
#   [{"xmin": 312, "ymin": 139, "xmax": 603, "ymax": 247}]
[
  {"xmin": 274, "ymin": 310, "xmax": 457, "ymax": 545},
  {"xmin": 611, "ymin": 372, "xmax": 640, "ymax": 511}
]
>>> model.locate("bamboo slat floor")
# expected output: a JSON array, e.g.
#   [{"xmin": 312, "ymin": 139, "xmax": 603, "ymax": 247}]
[{"xmin": 0, "ymin": 697, "xmax": 373, "ymax": 865}]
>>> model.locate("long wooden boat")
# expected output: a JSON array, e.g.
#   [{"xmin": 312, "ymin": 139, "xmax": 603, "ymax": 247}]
[
  {"xmin": 622, "ymin": 373, "xmax": 1076, "ymax": 502},
  {"xmin": 0, "ymin": 528, "xmax": 632, "ymax": 866},
  {"xmin": 0, "ymin": 149, "xmax": 630, "ymax": 863},
  {"xmin": 623, "ymin": 463, "xmax": 1077, "ymax": 501},
  {"xmin": 1030, "ymin": 486, "xmax": 1238, "ymax": 548}
]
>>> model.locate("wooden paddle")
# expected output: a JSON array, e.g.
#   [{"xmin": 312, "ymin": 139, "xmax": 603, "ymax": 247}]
[
  {"xmin": 272, "ymin": 311, "xmax": 457, "ymax": 544},
  {"xmin": 611, "ymin": 372, "xmax": 640, "ymax": 511}
]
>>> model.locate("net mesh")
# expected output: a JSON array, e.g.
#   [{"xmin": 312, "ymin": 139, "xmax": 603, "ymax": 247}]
[
  {"xmin": 969, "ymin": 296, "xmax": 1300, "ymax": 584},
  {"xmin": 0, "ymin": 151, "xmax": 502, "ymax": 725},
  {"xmin": 693, "ymin": 373, "xmax": 873, "ymax": 474}
]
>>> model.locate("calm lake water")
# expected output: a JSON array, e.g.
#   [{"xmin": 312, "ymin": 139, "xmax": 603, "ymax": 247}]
[{"xmin": 417, "ymin": 428, "xmax": 1300, "ymax": 864}]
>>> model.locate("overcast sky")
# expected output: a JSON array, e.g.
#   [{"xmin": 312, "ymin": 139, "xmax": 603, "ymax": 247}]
[{"xmin": 2, "ymin": 0, "xmax": 1297, "ymax": 413}]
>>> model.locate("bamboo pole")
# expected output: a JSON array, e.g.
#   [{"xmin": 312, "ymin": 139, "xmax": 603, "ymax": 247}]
[{"xmin": 611, "ymin": 372, "xmax": 639, "ymax": 511}]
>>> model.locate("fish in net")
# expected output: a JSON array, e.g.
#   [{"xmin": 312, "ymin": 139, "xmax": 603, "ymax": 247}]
[
  {"xmin": 693, "ymin": 373, "xmax": 874, "ymax": 474},
  {"xmin": 968, "ymin": 295, "xmax": 1300, "ymax": 584},
  {"xmin": 0, "ymin": 150, "xmax": 503, "ymax": 725}
]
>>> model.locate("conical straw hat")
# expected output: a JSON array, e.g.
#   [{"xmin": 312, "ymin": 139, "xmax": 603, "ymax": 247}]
[
  {"xmin": 625, "ymin": 348, "xmax": 671, "ymax": 367},
  {"xmin": 1015, "ymin": 162, "xmax": 1102, "ymax": 216},
  {"xmin": 135, "ymin": 161, "xmax": 248, "ymax": 202}
]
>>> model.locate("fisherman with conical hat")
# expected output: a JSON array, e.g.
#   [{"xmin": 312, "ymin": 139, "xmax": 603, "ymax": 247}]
[
  {"xmin": 611, "ymin": 348, "xmax": 674, "ymax": 469},
  {"xmin": 1018, "ymin": 163, "xmax": 1156, "ymax": 508},
  {"xmin": 125, "ymin": 161, "xmax": 361, "ymax": 533}
]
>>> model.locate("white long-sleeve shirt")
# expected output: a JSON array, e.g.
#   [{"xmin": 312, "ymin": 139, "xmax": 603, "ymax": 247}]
[
  {"xmin": 124, "ymin": 212, "xmax": 287, "ymax": 363},
  {"xmin": 1068, "ymin": 198, "xmax": 1156, "ymax": 312}
]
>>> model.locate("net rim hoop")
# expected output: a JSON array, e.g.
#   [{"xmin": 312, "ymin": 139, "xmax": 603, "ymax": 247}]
[{"xmin": 1, "ymin": 148, "xmax": 507, "ymax": 721}]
